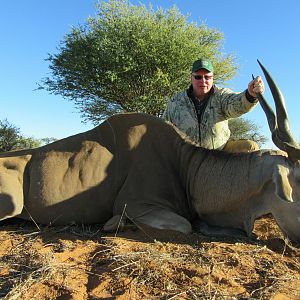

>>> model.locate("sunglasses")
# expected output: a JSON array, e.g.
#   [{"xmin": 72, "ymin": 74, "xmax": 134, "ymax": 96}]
[{"xmin": 192, "ymin": 74, "xmax": 213, "ymax": 81}]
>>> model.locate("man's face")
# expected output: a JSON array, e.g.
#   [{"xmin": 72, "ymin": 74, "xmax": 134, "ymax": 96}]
[{"xmin": 191, "ymin": 69, "xmax": 214, "ymax": 99}]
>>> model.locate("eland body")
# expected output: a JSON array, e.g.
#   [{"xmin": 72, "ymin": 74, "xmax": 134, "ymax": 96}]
[{"xmin": 0, "ymin": 62, "xmax": 299, "ymax": 241}]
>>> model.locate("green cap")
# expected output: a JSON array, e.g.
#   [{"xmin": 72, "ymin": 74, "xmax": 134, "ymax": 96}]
[{"xmin": 192, "ymin": 59, "xmax": 214, "ymax": 73}]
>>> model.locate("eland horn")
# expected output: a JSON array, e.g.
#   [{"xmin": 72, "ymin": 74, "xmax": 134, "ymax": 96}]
[{"xmin": 256, "ymin": 60, "xmax": 300, "ymax": 161}]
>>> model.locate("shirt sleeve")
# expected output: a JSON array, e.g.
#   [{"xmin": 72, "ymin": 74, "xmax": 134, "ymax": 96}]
[
  {"xmin": 218, "ymin": 88, "xmax": 258, "ymax": 119},
  {"xmin": 162, "ymin": 100, "xmax": 173, "ymax": 121}
]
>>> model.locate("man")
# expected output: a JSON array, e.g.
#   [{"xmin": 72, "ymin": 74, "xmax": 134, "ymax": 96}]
[{"xmin": 162, "ymin": 58, "xmax": 265, "ymax": 152}]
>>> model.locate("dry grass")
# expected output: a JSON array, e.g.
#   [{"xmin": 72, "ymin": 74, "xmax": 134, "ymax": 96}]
[{"xmin": 0, "ymin": 216, "xmax": 299, "ymax": 299}]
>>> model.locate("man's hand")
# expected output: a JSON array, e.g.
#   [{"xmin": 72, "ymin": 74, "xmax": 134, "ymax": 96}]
[{"xmin": 248, "ymin": 76, "xmax": 265, "ymax": 97}]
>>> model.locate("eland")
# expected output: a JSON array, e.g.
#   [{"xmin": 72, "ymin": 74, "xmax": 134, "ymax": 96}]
[{"xmin": 0, "ymin": 61, "xmax": 299, "ymax": 241}]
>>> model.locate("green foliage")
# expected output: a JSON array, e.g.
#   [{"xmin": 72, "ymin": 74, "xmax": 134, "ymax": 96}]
[
  {"xmin": 0, "ymin": 119, "xmax": 41, "ymax": 152},
  {"xmin": 228, "ymin": 117, "xmax": 268, "ymax": 147},
  {"xmin": 40, "ymin": 137, "xmax": 58, "ymax": 145},
  {"xmin": 0, "ymin": 119, "xmax": 20, "ymax": 152},
  {"xmin": 40, "ymin": 0, "xmax": 237, "ymax": 124}
]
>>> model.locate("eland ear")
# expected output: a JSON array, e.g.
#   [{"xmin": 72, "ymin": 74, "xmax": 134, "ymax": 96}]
[{"xmin": 272, "ymin": 165, "xmax": 293, "ymax": 202}]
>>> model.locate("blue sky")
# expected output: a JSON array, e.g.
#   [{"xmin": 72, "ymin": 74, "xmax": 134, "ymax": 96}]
[{"xmin": 1, "ymin": 0, "xmax": 299, "ymax": 148}]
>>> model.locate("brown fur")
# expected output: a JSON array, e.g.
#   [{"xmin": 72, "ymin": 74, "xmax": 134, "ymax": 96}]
[{"xmin": 0, "ymin": 113, "xmax": 299, "ymax": 241}]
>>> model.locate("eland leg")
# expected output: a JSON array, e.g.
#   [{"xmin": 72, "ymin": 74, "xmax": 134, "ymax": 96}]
[
  {"xmin": 104, "ymin": 209, "xmax": 192, "ymax": 234},
  {"xmin": 132, "ymin": 208, "xmax": 192, "ymax": 234},
  {"xmin": 0, "ymin": 172, "xmax": 24, "ymax": 220},
  {"xmin": 193, "ymin": 219, "xmax": 249, "ymax": 238}
]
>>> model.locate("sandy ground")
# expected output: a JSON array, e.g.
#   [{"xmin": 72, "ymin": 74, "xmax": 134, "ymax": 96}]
[{"xmin": 0, "ymin": 215, "xmax": 299, "ymax": 299}]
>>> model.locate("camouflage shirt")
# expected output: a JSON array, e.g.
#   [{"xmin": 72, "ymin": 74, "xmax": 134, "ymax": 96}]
[{"xmin": 162, "ymin": 85, "xmax": 258, "ymax": 150}]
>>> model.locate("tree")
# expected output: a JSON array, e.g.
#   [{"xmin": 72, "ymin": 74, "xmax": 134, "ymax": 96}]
[
  {"xmin": 40, "ymin": 0, "xmax": 237, "ymax": 124},
  {"xmin": 40, "ymin": 137, "xmax": 58, "ymax": 145},
  {"xmin": 228, "ymin": 118, "xmax": 267, "ymax": 147},
  {"xmin": 0, "ymin": 119, "xmax": 41, "ymax": 152}
]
